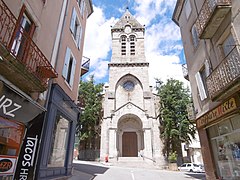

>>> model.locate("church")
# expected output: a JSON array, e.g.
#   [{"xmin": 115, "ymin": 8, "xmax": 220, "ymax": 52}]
[{"xmin": 100, "ymin": 8, "xmax": 166, "ymax": 167}]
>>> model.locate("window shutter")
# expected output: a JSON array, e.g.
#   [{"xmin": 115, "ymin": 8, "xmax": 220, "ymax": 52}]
[
  {"xmin": 80, "ymin": 0, "xmax": 85, "ymax": 16},
  {"xmin": 62, "ymin": 47, "xmax": 71, "ymax": 79},
  {"xmin": 77, "ymin": 24, "xmax": 82, "ymax": 48},
  {"xmin": 69, "ymin": 57, "xmax": 76, "ymax": 87},
  {"xmin": 195, "ymin": 72, "xmax": 207, "ymax": 101},
  {"xmin": 70, "ymin": 8, "xmax": 77, "ymax": 33}
]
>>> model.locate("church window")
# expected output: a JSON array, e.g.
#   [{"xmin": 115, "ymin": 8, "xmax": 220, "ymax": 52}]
[
  {"xmin": 130, "ymin": 35, "xmax": 135, "ymax": 55},
  {"xmin": 121, "ymin": 35, "xmax": 127, "ymax": 55},
  {"xmin": 123, "ymin": 81, "xmax": 135, "ymax": 91}
]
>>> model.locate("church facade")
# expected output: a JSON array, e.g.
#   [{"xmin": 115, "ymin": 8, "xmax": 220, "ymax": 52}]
[{"xmin": 100, "ymin": 9, "xmax": 166, "ymax": 166}]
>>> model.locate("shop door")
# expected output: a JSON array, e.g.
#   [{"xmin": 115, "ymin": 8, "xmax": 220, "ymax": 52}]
[{"xmin": 122, "ymin": 132, "xmax": 137, "ymax": 157}]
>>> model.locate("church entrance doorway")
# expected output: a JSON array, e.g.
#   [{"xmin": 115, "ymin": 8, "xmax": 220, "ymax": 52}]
[{"xmin": 122, "ymin": 132, "xmax": 138, "ymax": 157}]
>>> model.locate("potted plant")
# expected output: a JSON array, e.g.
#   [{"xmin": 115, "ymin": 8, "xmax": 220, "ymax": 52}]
[{"xmin": 168, "ymin": 151, "xmax": 178, "ymax": 171}]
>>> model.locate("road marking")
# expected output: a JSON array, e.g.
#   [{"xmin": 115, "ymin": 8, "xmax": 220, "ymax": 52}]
[{"xmin": 131, "ymin": 170, "xmax": 135, "ymax": 180}]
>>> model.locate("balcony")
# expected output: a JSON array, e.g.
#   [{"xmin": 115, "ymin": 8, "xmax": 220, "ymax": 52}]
[
  {"xmin": 206, "ymin": 46, "xmax": 240, "ymax": 101},
  {"xmin": 195, "ymin": 0, "xmax": 231, "ymax": 39},
  {"xmin": 0, "ymin": 0, "xmax": 57, "ymax": 94},
  {"xmin": 81, "ymin": 56, "xmax": 90, "ymax": 76},
  {"xmin": 182, "ymin": 64, "xmax": 189, "ymax": 81}
]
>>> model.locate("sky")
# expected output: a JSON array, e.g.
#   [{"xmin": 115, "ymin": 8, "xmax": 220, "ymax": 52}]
[{"xmin": 83, "ymin": 0, "xmax": 188, "ymax": 88}]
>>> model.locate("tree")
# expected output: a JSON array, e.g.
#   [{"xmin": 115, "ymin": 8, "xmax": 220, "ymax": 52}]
[
  {"xmin": 76, "ymin": 76, "xmax": 103, "ymax": 150},
  {"xmin": 156, "ymin": 78, "xmax": 196, "ymax": 163}
]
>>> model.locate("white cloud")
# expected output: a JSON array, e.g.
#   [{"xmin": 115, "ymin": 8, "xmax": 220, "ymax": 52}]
[
  {"xmin": 147, "ymin": 53, "xmax": 189, "ymax": 88},
  {"xmin": 83, "ymin": 5, "xmax": 117, "ymax": 81}
]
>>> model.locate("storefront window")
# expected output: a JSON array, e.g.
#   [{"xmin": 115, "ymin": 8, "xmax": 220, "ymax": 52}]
[
  {"xmin": 0, "ymin": 117, "xmax": 25, "ymax": 177},
  {"xmin": 48, "ymin": 115, "xmax": 70, "ymax": 167},
  {"xmin": 231, "ymin": 115, "xmax": 240, "ymax": 130},
  {"xmin": 209, "ymin": 116, "xmax": 240, "ymax": 179},
  {"xmin": 218, "ymin": 120, "xmax": 232, "ymax": 135},
  {"xmin": 0, "ymin": 117, "xmax": 25, "ymax": 156}
]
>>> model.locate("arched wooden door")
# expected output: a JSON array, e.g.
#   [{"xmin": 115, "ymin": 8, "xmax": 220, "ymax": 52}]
[{"xmin": 122, "ymin": 132, "xmax": 138, "ymax": 157}]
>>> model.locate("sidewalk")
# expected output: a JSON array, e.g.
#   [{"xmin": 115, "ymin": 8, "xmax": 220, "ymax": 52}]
[
  {"xmin": 68, "ymin": 168, "xmax": 94, "ymax": 180},
  {"xmin": 68, "ymin": 160, "xmax": 110, "ymax": 180}
]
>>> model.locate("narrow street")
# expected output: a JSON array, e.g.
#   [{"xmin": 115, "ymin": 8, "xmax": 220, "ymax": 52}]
[{"xmin": 70, "ymin": 160, "xmax": 206, "ymax": 180}]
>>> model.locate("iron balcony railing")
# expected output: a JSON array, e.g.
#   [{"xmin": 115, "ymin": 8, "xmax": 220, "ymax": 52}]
[
  {"xmin": 0, "ymin": 0, "xmax": 57, "ymax": 88},
  {"xmin": 195, "ymin": 0, "xmax": 231, "ymax": 39},
  {"xmin": 81, "ymin": 56, "xmax": 90, "ymax": 76},
  {"xmin": 206, "ymin": 46, "xmax": 240, "ymax": 100}
]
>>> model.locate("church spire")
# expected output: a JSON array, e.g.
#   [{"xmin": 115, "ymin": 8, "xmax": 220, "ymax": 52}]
[{"xmin": 111, "ymin": 8, "xmax": 144, "ymax": 31}]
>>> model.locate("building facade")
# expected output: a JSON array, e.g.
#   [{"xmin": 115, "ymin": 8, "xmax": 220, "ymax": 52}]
[
  {"xmin": 101, "ymin": 9, "xmax": 166, "ymax": 167},
  {"xmin": 35, "ymin": 0, "xmax": 92, "ymax": 179},
  {"xmin": 0, "ymin": 0, "xmax": 92, "ymax": 179},
  {"xmin": 173, "ymin": 0, "xmax": 240, "ymax": 179}
]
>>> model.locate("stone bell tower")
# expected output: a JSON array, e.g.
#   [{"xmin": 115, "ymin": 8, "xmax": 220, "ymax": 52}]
[{"xmin": 100, "ymin": 8, "xmax": 166, "ymax": 167}]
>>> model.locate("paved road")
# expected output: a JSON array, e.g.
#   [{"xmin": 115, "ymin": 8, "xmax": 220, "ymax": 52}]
[{"xmin": 70, "ymin": 160, "xmax": 206, "ymax": 180}]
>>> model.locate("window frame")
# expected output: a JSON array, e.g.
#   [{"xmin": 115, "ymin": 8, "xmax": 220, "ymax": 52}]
[
  {"xmin": 70, "ymin": 7, "xmax": 82, "ymax": 49},
  {"xmin": 191, "ymin": 24, "xmax": 199, "ymax": 49},
  {"xmin": 222, "ymin": 33, "xmax": 235, "ymax": 57},
  {"xmin": 48, "ymin": 113, "xmax": 70, "ymax": 167},
  {"xmin": 129, "ymin": 35, "xmax": 135, "ymax": 55},
  {"xmin": 62, "ymin": 47, "xmax": 76, "ymax": 88},
  {"xmin": 121, "ymin": 35, "xmax": 127, "ymax": 56},
  {"xmin": 195, "ymin": 69, "xmax": 208, "ymax": 101}
]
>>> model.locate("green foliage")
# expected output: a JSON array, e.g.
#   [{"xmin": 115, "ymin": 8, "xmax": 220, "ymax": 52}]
[
  {"xmin": 157, "ymin": 78, "xmax": 196, "ymax": 159},
  {"xmin": 168, "ymin": 151, "xmax": 177, "ymax": 163},
  {"xmin": 76, "ymin": 76, "xmax": 103, "ymax": 149}
]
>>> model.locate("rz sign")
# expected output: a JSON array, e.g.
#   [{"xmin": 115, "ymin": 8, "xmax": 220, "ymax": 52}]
[{"xmin": 0, "ymin": 95, "xmax": 22, "ymax": 117}]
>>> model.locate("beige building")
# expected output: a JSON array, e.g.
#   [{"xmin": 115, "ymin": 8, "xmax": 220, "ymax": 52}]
[
  {"xmin": 0, "ymin": 0, "xmax": 92, "ymax": 179},
  {"xmin": 100, "ymin": 9, "xmax": 166, "ymax": 167},
  {"xmin": 173, "ymin": 0, "xmax": 240, "ymax": 179}
]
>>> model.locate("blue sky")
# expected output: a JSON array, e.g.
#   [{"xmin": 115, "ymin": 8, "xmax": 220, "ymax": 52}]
[{"xmin": 83, "ymin": 0, "xmax": 188, "ymax": 87}]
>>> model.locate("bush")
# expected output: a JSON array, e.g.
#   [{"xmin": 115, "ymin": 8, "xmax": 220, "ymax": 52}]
[{"xmin": 168, "ymin": 151, "xmax": 177, "ymax": 163}]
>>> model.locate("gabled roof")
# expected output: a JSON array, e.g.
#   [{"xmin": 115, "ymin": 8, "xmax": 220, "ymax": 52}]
[
  {"xmin": 115, "ymin": 101, "xmax": 145, "ymax": 113},
  {"xmin": 112, "ymin": 8, "xmax": 144, "ymax": 30}
]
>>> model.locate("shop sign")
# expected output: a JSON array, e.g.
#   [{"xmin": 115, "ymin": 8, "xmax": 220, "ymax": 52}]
[
  {"xmin": 14, "ymin": 113, "xmax": 44, "ymax": 180},
  {"xmin": 0, "ymin": 81, "xmax": 44, "ymax": 123},
  {"xmin": 0, "ymin": 156, "xmax": 17, "ymax": 175},
  {"xmin": 196, "ymin": 97, "xmax": 238, "ymax": 128}
]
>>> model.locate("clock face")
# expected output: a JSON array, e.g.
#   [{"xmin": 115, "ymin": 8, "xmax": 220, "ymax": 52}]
[
  {"xmin": 123, "ymin": 81, "xmax": 134, "ymax": 91},
  {"xmin": 124, "ymin": 26, "xmax": 131, "ymax": 33}
]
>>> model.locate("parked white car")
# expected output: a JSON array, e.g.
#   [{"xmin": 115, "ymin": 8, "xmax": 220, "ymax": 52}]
[{"xmin": 178, "ymin": 163, "xmax": 204, "ymax": 173}]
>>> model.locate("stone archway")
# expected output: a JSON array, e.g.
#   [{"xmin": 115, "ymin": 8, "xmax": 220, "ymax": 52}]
[{"xmin": 117, "ymin": 114, "xmax": 144, "ymax": 157}]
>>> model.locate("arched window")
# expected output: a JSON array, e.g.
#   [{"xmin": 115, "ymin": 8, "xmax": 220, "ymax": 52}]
[
  {"xmin": 121, "ymin": 35, "xmax": 127, "ymax": 55},
  {"xmin": 129, "ymin": 35, "xmax": 135, "ymax": 55}
]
